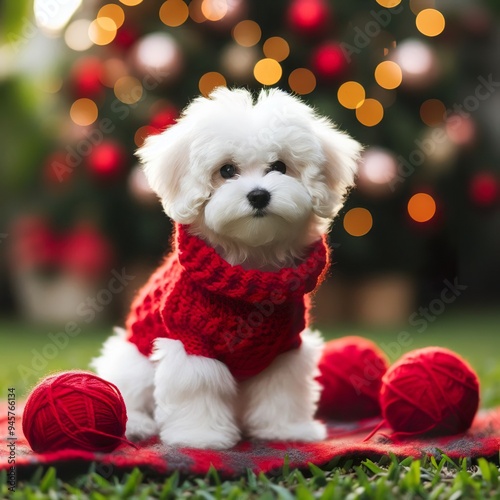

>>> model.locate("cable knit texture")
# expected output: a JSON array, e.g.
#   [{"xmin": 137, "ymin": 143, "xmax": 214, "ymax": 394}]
[{"xmin": 126, "ymin": 224, "xmax": 329, "ymax": 380}]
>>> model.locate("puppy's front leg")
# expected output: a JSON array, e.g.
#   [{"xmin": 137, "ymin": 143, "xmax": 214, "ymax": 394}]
[
  {"xmin": 152, "ymin": 338, "xmax": 240, "ymax": 449},
  {"xmin": 239, "ymin": 329, "xmax": 327, "ymax": 442}
]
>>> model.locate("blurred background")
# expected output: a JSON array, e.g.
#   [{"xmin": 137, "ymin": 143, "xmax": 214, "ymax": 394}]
[{"xmin": 0, "ymin": 0, "xmax": 499, "ymax": 398}]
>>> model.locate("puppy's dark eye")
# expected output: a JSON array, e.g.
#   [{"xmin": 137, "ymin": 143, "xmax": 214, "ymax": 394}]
[
  {"xmin": 269, "ymin": 161, "xmax": 286, "ymax": 174},
  {"xmin": 220, "ymin": 164, "xmax": 237, "ymax": 179}
]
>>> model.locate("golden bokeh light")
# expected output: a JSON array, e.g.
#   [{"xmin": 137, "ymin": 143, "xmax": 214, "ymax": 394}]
[
  {"xmin": 119, "ymin": 0, "xmax": 143, "ymax": 6},
  {"xmin": 98, "ymin": 4, "xmax": 125, "ymax": 29},
  {"xmin": 159, "ymin": 0, "xmax": 189, "ymax": 27},
  {"xmin": 254, "ymin": 58, "xmax": 282, "ymax": 85},
  {"xmin": 374, "ymin": 61, "xmax": 402, "ymax": 90},
  {"xmin": 114, "ymin": 76, "xmax": 143, "ymax": 104},
  {"xmin": 410, "ymin": 0, "xmax": 435, "ymax": 15},
  {"xmin": 70, "ymin": 98, "xmax": 98, "ymax": 126},
  {"xmin": 232, "ymin": 20, "xmax": 261, "ymax": 47},
  {"xmin": 40, "ymin": 77, "xmax": 63, "ymax": 94},
  {"xmin": 201, "ymin": 0, "xmax": 227, "ymax": 21},
  {"xmin": 134, "ymin": 125, "xmax": 155, "ymax": 147},
  {"xmin": 288, "ymin": 68, "xmax": 316, "ymax": 95},
  {"xmin": 199, "ymin": 72, "xmax": 227, "ymax": 97},
  {"xmin": 420, "ymin": 99, "xmax": 446, "ymax": 126},
  {"xmin": 189, "ymin": 0, "xmax": 206, "ymax": 23},
  {"xmin": 263, "ymin": 37, "xmax": 290, "ymax": 62},
  {"xmin": 101, "ymin": 58, "xmax": 128, "ymax": 88},
  {"xmin": 337, "ymin": 81, "xmax": 365, "ymax": 109},
  {"xmin": 355, "ymin": 98, "xmax": 384, "ymax": 127},
  {"xmin": 375, "ymin": 0, "xmax": 401, "ymax": 7},
  {"xmin": 343, "ymin": 208, "xmax": 373, "ymax": 237},
  {"xmin": 407, "ymin": 193, "xmax": 436, "ymax": 222},
  {"xmin": 89, "ymin": 17, "xmax": 117, "ymax": 46},
  {"xmin": 416, "ymin": 9, "xmax": 445, "ymax": 37}
]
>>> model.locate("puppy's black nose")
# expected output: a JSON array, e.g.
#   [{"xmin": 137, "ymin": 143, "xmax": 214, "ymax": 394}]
[{"xmin": 247, "ymin": 189, "xmax": 271, "ymax": 210}]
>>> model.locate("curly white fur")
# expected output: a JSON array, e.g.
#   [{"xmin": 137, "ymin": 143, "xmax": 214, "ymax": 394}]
[{"xmin": 92, "ymin": 87, "xmax": 362, "ymax": 448}]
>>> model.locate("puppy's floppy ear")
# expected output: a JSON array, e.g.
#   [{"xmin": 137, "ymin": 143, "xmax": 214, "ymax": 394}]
[
  {"xmin": 136, "ymin": 123, "xmax": 209, "ymax": 224},
  {"xmin": 310, "ymin": 118, "xmax": 362, "ymax": 219}
]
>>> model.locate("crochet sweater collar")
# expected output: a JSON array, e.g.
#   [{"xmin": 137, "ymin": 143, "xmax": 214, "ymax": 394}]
[{"xmin": 175, "ymin": 224, "xmax": 329, "ymax": 303}]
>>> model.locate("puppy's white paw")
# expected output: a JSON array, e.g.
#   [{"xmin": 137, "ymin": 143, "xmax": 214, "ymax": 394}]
[
  {"xmin": 250, "ymin": 420, "xmax": 327, "ymax": 443},
  {"xmin": 159, "ymin": 426, "xmax": 240, "ymax": 450},
  {"xmin": 125, "ymin": 410, "xmax": 158, "ymax": 441}
]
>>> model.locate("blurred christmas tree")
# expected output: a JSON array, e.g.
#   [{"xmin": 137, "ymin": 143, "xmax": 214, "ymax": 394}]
[{"xmin": 1, "ymin": 0, "xmax": 499, "ymax": 322}]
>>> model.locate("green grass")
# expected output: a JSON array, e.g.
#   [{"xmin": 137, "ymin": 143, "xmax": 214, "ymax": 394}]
[{"xmin": 2, "ymin": 310, "xmax": 500, "ymax": 498}]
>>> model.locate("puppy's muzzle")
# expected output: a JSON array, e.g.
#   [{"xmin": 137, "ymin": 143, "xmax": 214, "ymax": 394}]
[{"xmin": 247, "ymin": 189, "xmax": 271, "ymax": 212}]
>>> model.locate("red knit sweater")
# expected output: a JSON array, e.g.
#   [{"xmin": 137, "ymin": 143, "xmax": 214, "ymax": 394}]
[{"xmin": 126, "ymin": 225, "xmax": 329, "ymax": 380}]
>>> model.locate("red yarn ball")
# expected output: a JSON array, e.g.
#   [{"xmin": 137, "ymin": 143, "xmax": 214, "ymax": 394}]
[
  {"xmin": 380, "ymin": 347, "xmax": 479, "ymax": 436},
  {"xmin": 23, "ymin": 371, "xmax": 128, "ymax": 453},
  {"xmin": 316, "ymin": 336, "xmax": 389, "ymax": 421}
]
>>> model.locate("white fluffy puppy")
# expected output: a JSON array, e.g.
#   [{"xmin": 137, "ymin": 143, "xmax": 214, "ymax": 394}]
[{"xmin": 92, "ymin": 87, "xmax": 361, "ymax": 449}]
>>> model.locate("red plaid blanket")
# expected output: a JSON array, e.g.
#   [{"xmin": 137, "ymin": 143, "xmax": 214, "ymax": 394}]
[{"xmin": 2, "ymin": 402, "xmax": 499, "ymax": 477}]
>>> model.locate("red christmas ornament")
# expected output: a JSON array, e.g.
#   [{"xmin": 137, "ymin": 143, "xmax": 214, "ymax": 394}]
[
  {"xmin": 71, "ymin": 57, "xmax": 104, "ymax": 99},
  {"xmin": 311, "ymin": 42, "xmax": 347, "ymax": 79},
  {"xmin": 287, "ymin": 0, "xmax": 331, "ymax": 36},
  {"xmin": 23, "ymin": 371, "xmax": 128, "ymax": 453},
  {"xmin": 380, "ymin": 347, "xmax": 479, "ymax": 436},
  {"xmin": 149, "ymin": 106, "xmax": 178, "ymax": 134},
  {"xmin": 62, "ymin": 224, "xmax": 115, "ymax": 279},
  {"xmin": 469, "ymin": 172, "xmax": 498, "ymax": 207},
  {"xmin": 87, "ymin": 141, "xmax": 127, "ymax": 179},
  {"xmin": 316, "ymin": 336, "xmax": 389, "ymax": 421}
]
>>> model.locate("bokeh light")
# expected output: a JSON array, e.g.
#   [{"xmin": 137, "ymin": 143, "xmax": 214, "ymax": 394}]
[
  {"xmin": 159, "ymin": 0, "xmax": 189, "ymax": 27},
  {"xmin": 374, "ymin": 61, "xmax": 402, "ymax": 90},
  {"xmin": 100, "ymin": 58, "xmax": 129, "ymax": 88},
  {"xmin": 391, "ymin": 39, "xmax": 438, "ymax": 88},
  {"xmin": 376, "ymin": 0, "xmax": 401, "ymax": 7},
  {"xmin": 98, "ymin": 4, "xmax": 125, "ymax": 29},
  {"xmin": 416, "ymin": 9, "xmax": 445, "ymax": 37},
  {"xmin": 254, "ymin": 58, "xmax": 282, "ymax": 85},
  {"xmin": 232, "ymin": 20, "xmax": 262, "ymax": 47},
  {"xmin": 134, "ymin": 33, "xmax": 182, "ymax": 81},
  {"xmin": 344, "ymin": 208, "xmax": 373, "ymax": 237},
  {"xmin": 337, "ymin": 81, "xmax": 365, "ymax": 109},
  {"xmin": 119, "ymin": 0, "xmax": 143, "ymax": 6},
  {"xmin": 263, "ymin": 37, "xmax": 290, "ymax": 62},
  {"xmin": 469, "ymin": 173, "xmax": 499, "ymax": 207},
  {"xmin": 420, "ymin": 99, "xmax": 446, "ymax": 126},
  {"xmin": 114, "ymin": 76, "xmax": 143, "ymax": 104},
  {"xmin": 358, "ymin": 148, "xmax": 398, "ymax": 195},
  {"xmin": 88, "ymin": 17, "xmax": 117, "ymax": 46},
  {"xmin": 70, "ymin": 98, "xmax": 98, "ymax": 126},
  {"xmin": 65, "ymin": 19, "xmax": 93, "ymax": 51},
  {"xmin": 356, "ymin": 98, "xmax": 384, "ymax": 127},
  {"xmin": 446, "ymin": 114, "xmax": 476, "ymax": 145},
  {"xmin": 189, "ymin": 0, "xmax": 206, "ymax": 23},
  {"xmin": 199, "ymin": 72, "xmax": 227, "ymax": 97},
  {"xmin": 221, "ymin": 44, "xmax": 258, "ymax": 81},
  {"xmin": 407, "ymin": 193, "xmax": 436, "ymax": 222},
  {"xmin": 201, "ymin": 0, "xmax": 227, "ymax": 21},
  {"xmin": 34, "ymin": 0, "xmax": 82, "ymax": 35},
  {"xmin": 288, "ymin": 68, "xmax": 316, "ymax": 95},
  {"xmin": 134, "ymin": 125, "xmax": 156, "ymax": 148}
]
